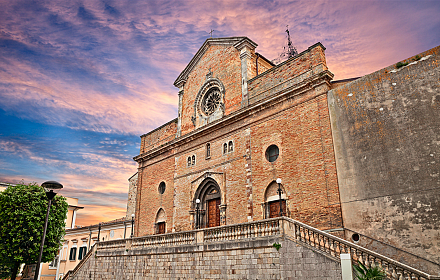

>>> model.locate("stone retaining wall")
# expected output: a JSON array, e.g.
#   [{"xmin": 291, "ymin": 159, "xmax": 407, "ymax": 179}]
[{"xmin": 70, "ymin": 236, "xmax": 342, "ymax": 280}]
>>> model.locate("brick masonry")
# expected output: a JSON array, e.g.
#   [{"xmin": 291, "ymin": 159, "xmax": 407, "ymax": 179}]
[
  {"xmin": 70, "ymin": 236, "xmax": 342, "ymax": 280},
  {"xmin": 134, "ymin": 38, "xmax": 342, "ymax": 236}
]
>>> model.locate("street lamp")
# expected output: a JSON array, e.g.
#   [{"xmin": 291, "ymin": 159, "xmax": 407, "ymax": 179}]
[
  {"xmin": 130, "ymin": 214, "xmax": 135, "ymax": 238},
  {"xmin": 276, "ymin": 178, "xmax": 283, "ymax": 217},
  {"xmin": 97, "ymin": 223, "xmax": 101, "ymax": 242},
  {"xmin": 195, "ymin": 199, "xmax": 200, "ymax": 229},
  {"xmin": 34, "ymin": 181, "xmax": 63, "ymax": 280}
]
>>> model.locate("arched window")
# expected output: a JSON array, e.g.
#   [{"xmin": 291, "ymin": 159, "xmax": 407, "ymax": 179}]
[
  {"xmin": 264, "ymin": 181, "xmax": 287, "ymax": 218},
  {"xmin": 228, "ymin": 141, "xmax": 233, "ymax": 152},
  {"xmin": 155, "ymin": 208, "xmax": 166, "ymax": 234},
  {"xmin": 223, "ymin": 143, "xmax": 227, "ymax": 154},
  {"xmin": 192, "ymin": 155, "xmax": 196, "ymax": 166},
  {"xmin": 187, "ymin": 157, "xmax": 191, "ymax": 167},
  {"xmin": 206, "ymin": 143, "xmax": 211, "ymax": 158}
]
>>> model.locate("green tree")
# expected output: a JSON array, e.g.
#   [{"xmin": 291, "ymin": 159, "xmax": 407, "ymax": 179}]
[{"xmin": 0, "ymin": 183, "xmax": 68, "ymax": 280}]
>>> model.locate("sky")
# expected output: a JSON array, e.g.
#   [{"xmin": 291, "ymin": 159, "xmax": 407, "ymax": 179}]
[{"xmin": 1, "ymin": 0, "xmax": 439, "ymax": 226}]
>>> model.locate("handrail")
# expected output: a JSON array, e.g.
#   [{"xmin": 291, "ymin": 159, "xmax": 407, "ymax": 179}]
[
  {"xmin": 63, "ymin": 217, "xmax": 439, "ymax": 280},
  {"xmin": 344, "ymin": 227, "xmax": 440, "ymax": 274},
  {"xmin": 282, "ymin": 217, "xmax": 440, "ymax": 280},
  {"xmin": 62, "ymin": 243, "xmax": 96, "ymax": 280}
]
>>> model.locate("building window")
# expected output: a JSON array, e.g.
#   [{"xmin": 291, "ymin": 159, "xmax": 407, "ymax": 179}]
[
  {"xmin": 49, "ymin": 256, "xmax": 59, "ymax": 268},
  {"xmin": 187, "ymin": 157, "xmax": 191, "ymax": 167},
  {"xmin": 223, "ymin": 141, "xmax": 234, "ymax": 154},
  {"xmin": 206, "ymin": 143, "xmax": 211, "ymax": 159},
  {"xmin": 201, "ymin": 87, "xmax": 221, "ymax": 116},
  {"xmin": 192, "ymin": 155, "xmax": 196, "ymax": 165},
  {"xmin": 158, "ymin": 181, "xmax": 166, "ymax": 194},
  {"xmin": 78, "ymin": 246, "xmax": 87, "ymax": 260},
  {"xmin": 265, "ymin": 145, "xmax": 279, "ymax": 162},
  {"xmin": 69, "ymin": 247, "xmax": 77, "ymax": 261}
]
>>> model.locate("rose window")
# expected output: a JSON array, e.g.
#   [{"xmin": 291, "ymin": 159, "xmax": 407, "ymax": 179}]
[{"xmin": 201, "ymin": 88, "xmax": 221, "ymax": 116}]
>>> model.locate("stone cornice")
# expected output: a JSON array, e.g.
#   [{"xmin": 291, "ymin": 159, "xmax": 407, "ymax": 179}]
[
  {"xmin": 173, "ymin": 37, "xmax": 256, "ymax": 88},
  {"xmin": 233, "ymin": 38, "xmax": 258, "ymax": 51}
]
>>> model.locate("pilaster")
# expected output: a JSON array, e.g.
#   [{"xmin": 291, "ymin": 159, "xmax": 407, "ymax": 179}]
[
  {"xmin": 176, "ymin": 84, "xmax": 185, "ymax": 137},
  {"xmin": 234, "ymin": 38, "xmax": 257, "ymax": 108}
]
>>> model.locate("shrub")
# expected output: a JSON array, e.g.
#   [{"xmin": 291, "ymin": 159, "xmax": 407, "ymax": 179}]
[{"xmin": 353, "ymin": 262, "xmax": 386, "ymax": 280}]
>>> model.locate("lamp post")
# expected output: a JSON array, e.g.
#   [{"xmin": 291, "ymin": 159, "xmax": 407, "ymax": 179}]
[
  {"xmin": 97, "ymin": 223, "xmax": 101, "ymax": 242},
  {"xmin": 276, "ymin": 178, "xmax": 283, "ymax": 217},
  {"xmin": 34, "ymin": 181, "xmax": 63, "ymax": 280},
  {"xmin": 130, "ymin": 214, "xmax": 135, "ymax": 238},
  {"xmin": 195, "ymin": 199, "xmax": 200, "ymax": 229}
]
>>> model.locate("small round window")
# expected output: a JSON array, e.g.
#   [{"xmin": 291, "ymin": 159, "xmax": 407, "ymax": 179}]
[
  {"xmin": 265, "ymin": 145, "xmax": 279, "ymax": 162},
  {"xmin": 158, "ymin": 182, "xmax": 166, "ymax": 194}
]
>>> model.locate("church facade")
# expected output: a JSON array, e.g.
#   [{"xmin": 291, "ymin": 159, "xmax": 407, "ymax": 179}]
[{"xmin": 132, "ymin": 37, "xmax": 440, "ymax": 265}]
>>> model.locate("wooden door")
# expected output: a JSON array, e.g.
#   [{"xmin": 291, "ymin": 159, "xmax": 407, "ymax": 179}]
[
  {"xmin": 269, "ymin": 200, "xmax": 286, "ymax": 218},
  {"xmin": 157, "ymin": 222, "xmax": 165, "ymax": 234},
  {"xmin": 208, "ymin": 198, "xmax": 221, "ymax": 227}
]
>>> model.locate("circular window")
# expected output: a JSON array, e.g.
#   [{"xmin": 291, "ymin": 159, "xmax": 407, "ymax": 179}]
[
  {"xmin": 158, "ymin": 182, "xmax": 166, "ymax": 194},
  {"xmin": 265, "ymin": 145, "xmax": 279, "ymax": 162},
  {"xmin": 352, "ymin": 233, "xmax": 360, "ymax": 243},
  {"xmin": 201, "ymin": 87, "xmax": 221, "ymax": 116}
]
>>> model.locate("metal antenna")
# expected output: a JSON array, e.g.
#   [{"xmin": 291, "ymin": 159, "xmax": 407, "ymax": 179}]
[
  {"xmin": 272, "ymin": 25, "xmax": 298, "ymax": 64},
  {"xmin": 209, "ymin": 29, "xmax": 215, "ymax": 38},
  {"xmin": 285, "ymin": 25, "xmax": 298, "ymax": 58}
]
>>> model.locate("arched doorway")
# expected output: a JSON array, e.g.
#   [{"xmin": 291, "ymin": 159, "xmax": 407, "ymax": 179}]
[
  {"xmin": 193, "ymin": 177, "xmax": 222, "ymax": 228},
  {"xmin": 155, "ymin": 208, "xmax": 166, "ymax": 234},
  {"xmin": 263, "ymin": 181, "xmax": 287, "ymax": 218}
]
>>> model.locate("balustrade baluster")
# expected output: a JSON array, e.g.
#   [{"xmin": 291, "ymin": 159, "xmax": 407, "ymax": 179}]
[{"xmin": 391, "ymin": 266, "xmax": 398, "ymax": 280}]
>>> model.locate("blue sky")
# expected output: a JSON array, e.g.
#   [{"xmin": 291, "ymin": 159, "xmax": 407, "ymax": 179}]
[{"xmin": 1, "ymin": 0, "xmax": 439, "ymax": 225}]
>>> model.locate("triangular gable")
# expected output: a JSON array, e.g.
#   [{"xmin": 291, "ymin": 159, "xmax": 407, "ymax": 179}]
[{"xmin": 173, "ymin": 37, "xmax": 257, "ymax": 88}]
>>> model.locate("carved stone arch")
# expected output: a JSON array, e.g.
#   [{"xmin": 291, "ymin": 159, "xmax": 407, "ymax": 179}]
[
  {"xmin": 192, "ymin": 177, "xmax": 223, "ymax": 229},
  {"xmin": 155, "ymin": 208, "xmax": 166, "ymax": 234},
  {"xmin": 263, "ymin": 181, "xmax": 288, "ymax": 219},
  {"xmin": 192, "ymin": 77, "xmax": 226, "ymax": 127}
]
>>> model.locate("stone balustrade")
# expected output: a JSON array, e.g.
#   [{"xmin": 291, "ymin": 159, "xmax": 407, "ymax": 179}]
[
  {"xmin": 64, "ymin": 217, "xmax": 439, "ymax": 280},
  {"xmin": 283, "ymin": 217, "xmax": 439, "ymax": 280}
]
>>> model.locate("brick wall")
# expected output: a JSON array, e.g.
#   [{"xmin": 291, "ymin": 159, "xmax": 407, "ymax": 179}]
[
  {"xmin": 140, "ymin": 118, "xmax": 177, "ymax": 154},
  {"xmin": 180, "ymin": 45, "xmax": 242, "ymax": 136},
  {"xmin": 248, "ymin": 43, "xmax": 328, "ymax": 104},
  {"xmin": 134, "ymin": 40, "xmax": 341, "ymax": 236},
  {"xmin": 136, "ymin": 156, "xmax": 175, "ymax": 236}
]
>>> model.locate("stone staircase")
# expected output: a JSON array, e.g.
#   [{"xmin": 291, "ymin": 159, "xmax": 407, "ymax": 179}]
[{"xmin": 63, "ymin": 217, "xmax": 440, "ymax": 280}]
